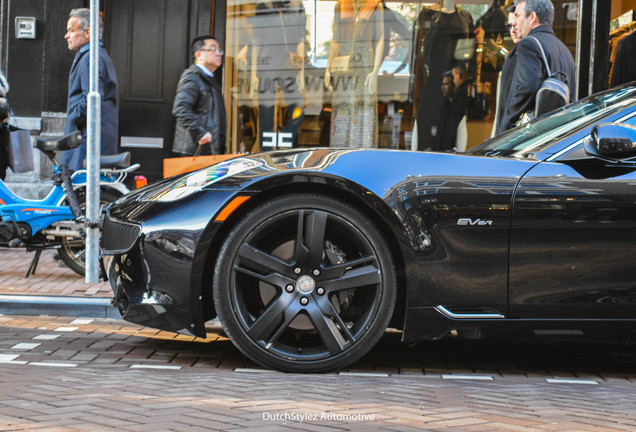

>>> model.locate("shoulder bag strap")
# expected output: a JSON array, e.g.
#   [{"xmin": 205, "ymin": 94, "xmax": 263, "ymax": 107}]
[
  {"xmin": 527, "ymin": 35, "xmax": 551, "ymax": 77},
  {"xmin": 0, "ymin": 69, "xmax": 9, "ymax": 98}
]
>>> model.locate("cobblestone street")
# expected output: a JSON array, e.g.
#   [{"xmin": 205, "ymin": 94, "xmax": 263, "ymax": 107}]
[
  {"xmin": 1, "ymin": 250, "xmax": 636, "ymax": 431},
  {"xmin": 0, "ymin": 315, "xmax": 636, "ymax": 431}
]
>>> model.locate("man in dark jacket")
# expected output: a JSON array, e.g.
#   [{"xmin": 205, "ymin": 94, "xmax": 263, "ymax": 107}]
[
  {"xmin": 172, "ymin": 35, "xmax": 226, "ymax": 156},
  {"xmin": 436, "ymin": 67, "xmax": 469, "ymax": 152},
  {"xmin": 498, "ymin": 0, "xmax": 575, "ymax": 133},
  {"xmin": 62, "ymin": 8, "xmax": 119, "ymax": 171},
  {"xmin": 494, "ymin": 12, "xmax": 521, "ymax": 135}
]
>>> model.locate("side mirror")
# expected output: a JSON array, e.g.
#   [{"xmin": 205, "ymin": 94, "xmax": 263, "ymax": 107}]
[{"xmin": 584, "ymin": 123, "xmax": 636, "ymax": 160}]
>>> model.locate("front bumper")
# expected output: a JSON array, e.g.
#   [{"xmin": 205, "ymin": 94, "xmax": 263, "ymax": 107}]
[{"xmin": 103, "ymin": 188, "xmax": 241, "ymax": 338}]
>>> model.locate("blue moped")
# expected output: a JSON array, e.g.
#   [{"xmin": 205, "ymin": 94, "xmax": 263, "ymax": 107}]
[{"xmin": 0, "ymin": 131, "xmax": 139, "ymax": 277}]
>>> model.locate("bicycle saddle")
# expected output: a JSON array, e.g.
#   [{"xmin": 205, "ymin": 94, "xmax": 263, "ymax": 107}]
[
  {"xmin": 33, "ymin": 131, "xmax": 82, "ymax": 152},
  {"xmin": 100, "ymin": 152, "xmax": 131, "ymax": 169}
]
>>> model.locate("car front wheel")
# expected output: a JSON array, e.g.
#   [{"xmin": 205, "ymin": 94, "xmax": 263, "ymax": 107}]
[{"xmin": 213, "ymin": 194, "xmax": 396, "ymax": 373}]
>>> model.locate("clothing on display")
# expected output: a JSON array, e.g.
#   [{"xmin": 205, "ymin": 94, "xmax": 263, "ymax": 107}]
[
  {"xmin": 411, "ymin": 2, "xmax": 474, "ymax": 150},
  {"xmin": 251, "ymin": 0, "xmax": 307, "ymax": 146},
  {"xmin": 328, "ymin": 0, "xmax": 384, "ymax": 148},
  {"xmin": 609, "ymin": 23, "xmax": 636, "ymax": 87},
  {"xmin": 473, "ymin": 0, "xmax": 511, "ymax": 120},
  {"xmin": 476, "ymin": 0, "xmax": 508, "ymax": 39}
]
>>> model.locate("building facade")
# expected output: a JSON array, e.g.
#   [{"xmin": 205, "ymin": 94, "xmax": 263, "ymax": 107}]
[{"xmin": 0, "ymin": 0, "xmax": 633, "ymax": 184}]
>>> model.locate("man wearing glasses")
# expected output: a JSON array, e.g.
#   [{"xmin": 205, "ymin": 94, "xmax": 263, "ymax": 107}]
[
  {"xmin": 493, "ymin": 10, "xmax": 522, "ymax": 135},
  {"xmin": 172, "ymin": 35, "xmax": 227, "ymax": 156}
]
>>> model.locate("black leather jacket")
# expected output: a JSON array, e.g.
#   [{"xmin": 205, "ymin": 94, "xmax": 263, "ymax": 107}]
[
  {"xmin": 172, "ymin": 65, "xmax": 226, "ymax": 155},
  {"xmin": 498, "ymin": 25, "xmax": 576, "ymax": 133}
]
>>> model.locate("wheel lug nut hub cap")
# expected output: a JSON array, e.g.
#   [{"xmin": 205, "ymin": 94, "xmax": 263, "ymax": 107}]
[
  {"xmin": 300, "ymin": 297, "xmax": 309, "ymax": 305},
  {"xmin": 296, "ymin": 275, "xmax": 315, "ymax": 295}
]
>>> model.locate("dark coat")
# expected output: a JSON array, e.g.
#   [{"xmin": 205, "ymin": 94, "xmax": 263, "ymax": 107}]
[
  {"xmin": 435, "ymin": 80, "xmax": 469, "ymax": 152},
  {"xmin": 172, "ymin": 65, "xmax": 226, "ymax": 156},
  {"xmin": 61, "ymin": 42, "xmax": 119, "ymax": 171},
  {"xmin": 498, "ymin": 25, "xmax": 576, "ymax": 133},
  {"xmin": 0, "ymin": 101, "xmax": 9, "ymax": 180},
  {"xmin": 494, "ymin": 45, "xmax": 518, "ymax": 135},
  {"xmin": 0, "ymin": 122, "xmax": 8, "ymax": 181}
]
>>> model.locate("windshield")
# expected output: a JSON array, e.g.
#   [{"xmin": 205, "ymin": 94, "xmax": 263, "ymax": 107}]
[{"xmin": 468, "ymin": 86, "xmax": 636, "ymax": 158}]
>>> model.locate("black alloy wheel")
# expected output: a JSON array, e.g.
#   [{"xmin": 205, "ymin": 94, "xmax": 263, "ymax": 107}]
[{"xmin": 213, "ymin": 194, "xmax": 396, "ymax": 373}]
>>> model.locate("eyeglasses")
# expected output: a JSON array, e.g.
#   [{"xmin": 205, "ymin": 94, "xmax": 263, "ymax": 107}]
[{"xmin": 199, "ymin": 48, "xmax": 224, "ymax": 55}]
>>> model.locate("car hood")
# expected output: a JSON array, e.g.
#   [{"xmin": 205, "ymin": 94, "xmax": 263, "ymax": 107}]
[
  {"xmin": 203, "ymin": 148, "xmax": 527, "ymax": 196},
  {"xmin": 113, "ymin": 148, "xmax": 536, "ymax": 212}
]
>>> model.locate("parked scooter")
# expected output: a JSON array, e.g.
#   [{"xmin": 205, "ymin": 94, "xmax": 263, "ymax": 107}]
[{"xmin": 0, "ymin": 131, "xmax": 139, "ymax": 277}]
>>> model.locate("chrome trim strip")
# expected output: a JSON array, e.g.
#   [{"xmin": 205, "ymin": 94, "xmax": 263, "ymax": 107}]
[
  {"xmin": 546, "ymin": 137, "xmax": 589, "ymax": 162},
  {"xmin": 435, "ymin": 305, "xmax": 505, "ymax": 320},
  {"xmin": 546, "ymin": 110, "xmax": 636, "ymax": 162}
]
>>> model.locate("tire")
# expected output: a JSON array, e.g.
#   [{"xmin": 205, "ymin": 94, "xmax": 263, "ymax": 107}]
[
  {"xmin": 213, "ymin": 194, "xmax": 396, "ymax": 373},
  {"xmin": 58, "ymin": 188, "xmax": 121, "ymax": 276}
]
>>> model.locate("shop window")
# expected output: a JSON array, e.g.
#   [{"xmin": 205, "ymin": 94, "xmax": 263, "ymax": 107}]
[{"xmin": 223, "ymin": 0, "xmax": 579, "ymax": 154}]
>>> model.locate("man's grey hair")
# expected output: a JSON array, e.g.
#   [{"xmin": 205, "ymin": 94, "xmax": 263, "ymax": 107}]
[
  {"xmin": 522, "ymin": 0, "xmax": 555, "ymax": 26},
  {"xmin": 69, "ymin": 8, "xmax": 103, "ymax": 39}
]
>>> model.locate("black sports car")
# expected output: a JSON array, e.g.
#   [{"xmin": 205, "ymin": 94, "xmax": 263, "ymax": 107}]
[{"xmin": 104, "ymin": 85, "xmax": 636, "ymax": 372}]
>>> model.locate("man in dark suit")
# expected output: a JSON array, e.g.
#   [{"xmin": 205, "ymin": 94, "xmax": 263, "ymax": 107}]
[
  {"xmin": 62, "ymin": 8, "xmax": 119, "ymax": 171},
  {"xmin": 498, "ymin": 0, "xmax": 575, "ymax": 133},
  {"xmin": 172, "ymin": 35, "xmax": 227, "ymax": 156}
]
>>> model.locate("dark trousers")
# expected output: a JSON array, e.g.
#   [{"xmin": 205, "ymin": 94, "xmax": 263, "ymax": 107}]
[{"xmin": 0, "ymin": 124, "xmax": 9, "ymax": 180}]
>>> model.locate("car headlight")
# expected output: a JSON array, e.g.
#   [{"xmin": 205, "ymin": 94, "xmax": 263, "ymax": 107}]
[{"xmin": 143, "ymin": 158, "xmax": 262, "ymax": 202}]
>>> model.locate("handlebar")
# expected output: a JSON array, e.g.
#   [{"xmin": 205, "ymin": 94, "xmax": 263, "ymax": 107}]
[
  {"xmin": 99, "ymin": 163, "xmax": 141, "ymax": 175},
  {"xmin": 73, "ymin": 163, "xmax": 140, "ymax": 176}
]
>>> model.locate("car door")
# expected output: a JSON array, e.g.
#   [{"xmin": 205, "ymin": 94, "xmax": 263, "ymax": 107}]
[{"xmin": 509, "ymin": 112, "xmax": 636, "ymax": 319}]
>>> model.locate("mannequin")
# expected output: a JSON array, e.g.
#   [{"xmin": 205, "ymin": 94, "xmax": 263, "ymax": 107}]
[
  {"xmin": 382, "ymin": 3, "xmax": 411, "ymax": 74},
  {"xmin": 251, "ymin": 0, "xmax": 306, "ymax": 148},
  {"xmin": 442, "ymin": 0, "xmax": 456, "ymax": 12},
  {"xmin": 411, "ymin": 0, "xmax": 474, "ymax": 150},
  {"xmin": 324, "ymin": 0, "xmax": 384, "ymax": 148}
]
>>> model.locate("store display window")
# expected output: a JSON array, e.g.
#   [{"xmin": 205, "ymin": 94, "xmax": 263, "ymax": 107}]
[{"xmin": 223, "ymin": 0, "xmax": 579, "ymax": 154}]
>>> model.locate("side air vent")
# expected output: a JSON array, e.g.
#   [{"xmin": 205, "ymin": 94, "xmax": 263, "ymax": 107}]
[{"xmin": 435, "ymin": 305, "xmax": 505, "ymax": 319}]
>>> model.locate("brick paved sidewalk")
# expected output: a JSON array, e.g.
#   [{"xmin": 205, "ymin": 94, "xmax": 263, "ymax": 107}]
[
  {"xmin": 1, "ymin": 316, "xmax": 636, "ymax": 431},
  {"xmin": 0, "ymin": 248, "xmax": 110, "ymax": 298}
]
